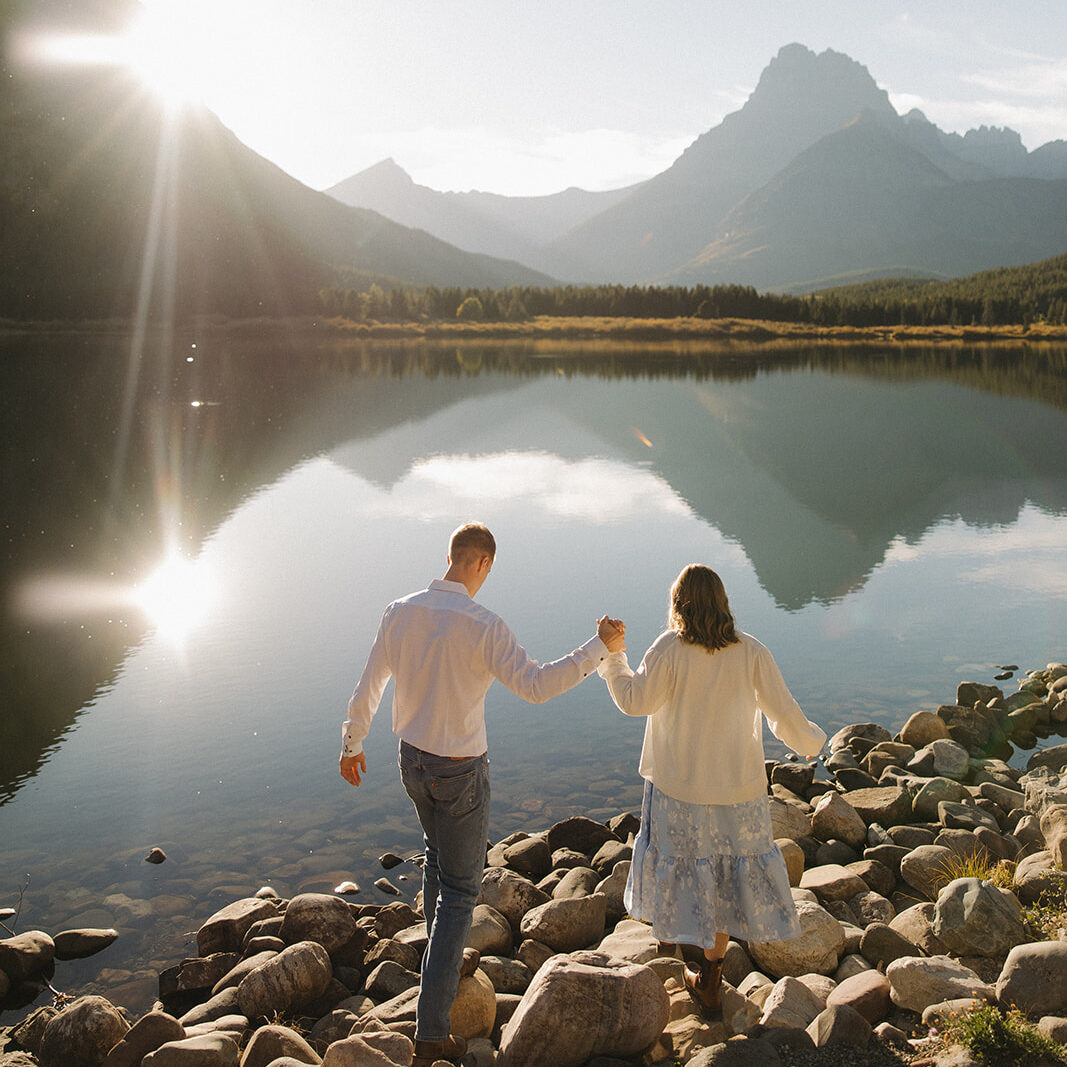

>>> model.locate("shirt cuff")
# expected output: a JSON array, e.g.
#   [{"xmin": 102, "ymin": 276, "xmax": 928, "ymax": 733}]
[
  {"xmin": 340, "ymin": 722, "xmax": 363, "ymax": 759},
  {"xmin": 586, "ymin": 634, "xmax": 610, "ymax": 659},
  {"xmin": 597, "ymin": 650, "xmax": 629, "ymax": 677}
]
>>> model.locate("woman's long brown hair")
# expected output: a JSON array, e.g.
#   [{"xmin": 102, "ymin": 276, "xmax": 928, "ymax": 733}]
[{"xmin": 668, "ymin": 565, "xmax": 740, "ymax": 652}]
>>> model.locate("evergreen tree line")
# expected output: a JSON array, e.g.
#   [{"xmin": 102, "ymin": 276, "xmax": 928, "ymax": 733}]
[{"xmin": 318, "ymin": 253, "xmax": 1067, "ymax": 328}]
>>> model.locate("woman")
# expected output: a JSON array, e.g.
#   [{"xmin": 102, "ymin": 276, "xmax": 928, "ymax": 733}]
[{"xmin": 598, "ymin": 565, "xmax": 825, "ymax": 1013}]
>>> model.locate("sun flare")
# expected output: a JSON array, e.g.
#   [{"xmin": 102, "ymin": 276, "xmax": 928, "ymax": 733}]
[
  {"xmin": 134, "ymin": 551, "xmax": 218, "ymax": 642},
  {"xmin": 120, "ymin": 3, "xmax": 215, "ymax": 108},
  {"xmin": 24, "ymin": 2, "xmax": 222, "ymax": 109}
]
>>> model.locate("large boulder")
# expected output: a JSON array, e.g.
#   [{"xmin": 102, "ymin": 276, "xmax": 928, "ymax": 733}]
[
  {"xmin": 552, "ymin": 867, "xmax": 601, "ymax": 900},
  {"xmin": 450, "ymin": 968, "xmax": 497, "ymax": 1040},
  {"xmin": 889, "ymin": 903, "xmax": 948, "ymax": 956},
  {"xmin": 498, "ymin": 951, "xmax": 669, "ymax": 1067},
  {"xmin": 103, "ymin": 1011, "xmax": 185, "ymax": 1067},
  {"xmin": 236, "ymin": 940, "xmax": 333, "ymax": 1020},
  {"xmin": 828, "ymin": 724, "xmax": 892, "ymax": 754},
  {"xmin": 596, "ymin": 918, "xmax": 659, "ymax": 963},
  {"xmin": 900, "ymin": 711, "xmax": 951, "ymax": 748},
  {"xmin": 503, "ymin": 836, "xmax": 553, "ymax": 880},
  {"xmin": 1013, "ymin": 850, "xmax": 1067, "ymax": 904},
  {"xmin": 899, "ymin": 844, "xmax": 956, "ymax": 900},
  {"xmin": 806, "ymin": 1002, "xmax": 872, "ymax": 1049},
  {"xmin": 839, "ymin": 786, "xmax": 913, "ymax": 827},
  {"xmin": 826, "ymin": 969, "xmax": 892, "ymax": 1025},
  {"xmin": 748, "ymin": 900, "xmax": 845, "ymax": 978},
  {"xmin": 810, "ymin": 794, "xmax": 867, "ymax": 849},
  {"xmin": 0, "ymin": 931, "xmax": 55, "ymax": 981},
  {"xmin": 768, "ymin": 797, "xmax": 812, "ymax": 841},
  {"xmin": 196, "ymin": 897, "xmax": 281, "ymax": 956},
  {"xmin": 1040, "ymin": 804, "xmax": 1067, "ymax": 867},
  {"xmin": 518, "ymin": 894, "xmax": 606, "ymax": 953},
  {"xmin": 240, "ymin": 1023, "xmax": 322, "ymax": 1067},
  {"xmin": 278, "ymin": 893, "xmax": 358, "ymax": 955},
  {"xmin": 996, "ymin": 942, "xmax": 1067, "ymax": 1017},
  {"xmin": 52, "ymin": 928, "xmax": 119, "ymax": 961},
  {"xmin": 799, "ymin": 865, "xmax": 867, "ymax": 902},
  {"xmin": 932, "ymin": 878, "xmax": 1028, "ymax": 958},
  {"xmin": 479, "ymin": 867, "xmax": 551, "ymax": 933},
  {"xmin": 544, "ymin": 816, "xmax": 617, "ymax": 856},
  {"xmin": 911, "ymin": 777, "xmax": 969, "ymax": 821},
  {"xmin": 1028, "ymin": 745, "xmax": 1067, "ymax": 775},
  {"xmin": 38, "ymin": 995, "xmax": 129, "ymax": 1067},
  {"xmin": 937, "ymin": 703, "xmax": 1004, "ymax": 757},
  {"xmin": 320, "ymin": 1034, "xmax": 404, "ymax": 1066},
  {"xmin": 758, "ymin": 976, "xmax": 826, "ymax": 1029},
  {"xmin": 858, "ymin": 923, "xmax": 921, "ymax": 970},
  {"xmin": 142, "ymin": 1034, "xmax": 240, "ymax": 1066},
  {"xmin": 886, "ymin": 956, "xmax": 994, "ymax": 1014},
  {"xmin": 466, "ymin": 904, "xmax": 512, "ymax": 956}
]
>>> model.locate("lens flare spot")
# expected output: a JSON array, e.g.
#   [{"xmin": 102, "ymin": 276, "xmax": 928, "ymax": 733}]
[{"xmin": 134, "ymin": 551, "xmax": 216, "ymax": 641}]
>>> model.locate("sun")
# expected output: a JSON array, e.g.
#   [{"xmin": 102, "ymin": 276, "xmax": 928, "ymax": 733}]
[
  {"xmin": 24, "ymin": 2, "xmax": 221, "ymax": 109},
  {"xmin": 119, "ymin": 2, "xmax": 216, "ymax": 108},
  {"xmin": 133, "ymin": 550, "xmax": 218, "ymax": 643}
]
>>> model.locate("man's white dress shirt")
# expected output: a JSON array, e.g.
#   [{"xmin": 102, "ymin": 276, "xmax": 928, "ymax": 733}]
[{"xmin": 343, "ymin": 578, "xmax": 609, "ymax": 759}]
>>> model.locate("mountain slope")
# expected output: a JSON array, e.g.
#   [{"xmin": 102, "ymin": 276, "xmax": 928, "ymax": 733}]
[
  {"xmin": 670, "ymin": 114, "xmax": 1067, "ymax": 288},
  {"xmin": 326, "ymin": 158, "xmax": 638, "ymax": 265},
  {"xmin": 536, "ymin": 44, "xmax": 899, "ymax": 282},
  {"xmin": 0, "ymin": 1, "xmax": 551, "ymax": 321}
]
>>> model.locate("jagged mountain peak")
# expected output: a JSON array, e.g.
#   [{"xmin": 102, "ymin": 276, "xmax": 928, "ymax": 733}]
[
  {"xmin": 960, "ymin": 125, "xmax": 1025, "ymax": 149},
  {"xmin": 667, "ymin": 42, "xmax": 896, "ymax": 187},
  {"xmin": 741, "ymin": 43, "xmax": 895, "ymax": 120}
]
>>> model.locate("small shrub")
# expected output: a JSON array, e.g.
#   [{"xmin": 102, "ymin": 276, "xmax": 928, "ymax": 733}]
[
  {"xmin": 933, "ymin": 850, "xmax": 1016, "ymax": 892},
  {"xmin": 940, "ymin": 1004, "xmax": 1067, "ymax": 1066},
  {"xmin": 1022, "ymin": 882, "xmax": 1067, "ymax": 942}
]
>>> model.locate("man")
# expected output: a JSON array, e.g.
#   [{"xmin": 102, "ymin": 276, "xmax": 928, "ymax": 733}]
[{"xmin": 340, "ymin": 522, "xmax": 624, "ymax": 1066}]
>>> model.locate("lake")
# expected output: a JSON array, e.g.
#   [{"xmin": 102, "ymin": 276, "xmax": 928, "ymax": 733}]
[{"xmin": 2, "ymin": 332, "xmax": 1066, "ymax": 1016}]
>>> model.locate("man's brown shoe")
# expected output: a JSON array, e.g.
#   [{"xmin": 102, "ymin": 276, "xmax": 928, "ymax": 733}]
[{"xmin": 413, "ymin": 1034, "xmax": 467, "ymax": 1066}]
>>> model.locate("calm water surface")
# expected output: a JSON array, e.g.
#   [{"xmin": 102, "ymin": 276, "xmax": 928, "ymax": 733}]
[{"xmin": 2, "ymin": 335, "xmax": 1066, "ymax": 1015}]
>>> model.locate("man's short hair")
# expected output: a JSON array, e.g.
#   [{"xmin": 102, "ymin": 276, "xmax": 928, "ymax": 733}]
[{"xmin": 449, "ymin": 522, "xmax": 496, "ymax": 565}]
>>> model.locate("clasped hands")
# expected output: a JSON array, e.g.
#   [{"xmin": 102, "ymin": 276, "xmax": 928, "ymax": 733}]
[{"xmin": 597, "ymin": 615, "xmax": 626, "ymax": 653}]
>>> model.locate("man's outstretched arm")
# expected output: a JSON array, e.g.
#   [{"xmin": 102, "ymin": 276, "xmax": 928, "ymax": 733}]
[
  {"xmin": 490, "ymin": 615, "xmax": 625, "ymax": 703},
  {"xmin": 339, "ymin": 613, "xmax": 392, "ymax": 787}
]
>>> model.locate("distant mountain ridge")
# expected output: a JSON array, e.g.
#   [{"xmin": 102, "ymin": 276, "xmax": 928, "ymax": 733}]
[
  {"xmin": 326, "ymin": 159, "xmax": 638, "ymax": 266},
  {"xmin": 328, "ymin": 43, "xmax": 1067, "ymax": 291}
]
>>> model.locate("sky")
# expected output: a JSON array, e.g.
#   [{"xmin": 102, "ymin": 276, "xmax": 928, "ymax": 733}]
[{"xmin": 22, "ymin": 0, "xmax": 1067, "ymax": 197}]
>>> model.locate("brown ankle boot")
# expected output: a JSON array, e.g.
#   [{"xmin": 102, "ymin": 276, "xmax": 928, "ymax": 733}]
[
  {"xmin": 683, "ymin": 957, "xmax": 724, "ymax": 1015},
  {"xmin": 413, "ymin": 1034, "xmax": 467, "ymax": 1066}
]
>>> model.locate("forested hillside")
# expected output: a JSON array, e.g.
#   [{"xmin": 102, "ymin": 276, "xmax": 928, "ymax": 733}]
[{"xmin": 318, "ymin": 252, "xmax": 1067, "ymax": 328}]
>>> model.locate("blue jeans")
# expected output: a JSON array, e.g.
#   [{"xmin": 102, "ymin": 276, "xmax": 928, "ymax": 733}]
[{"xmin": 399, "ymin": 740, "xmax": 490, "ymax": 1042}]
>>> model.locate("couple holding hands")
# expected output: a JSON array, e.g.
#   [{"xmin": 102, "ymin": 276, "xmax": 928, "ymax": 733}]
[{"xmin": 340, "ymin": 522, "xmax": 825, "ymax": 1067}]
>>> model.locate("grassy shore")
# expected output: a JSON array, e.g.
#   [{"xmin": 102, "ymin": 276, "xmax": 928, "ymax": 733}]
[
  {"xmin": 317, "ymin": 315, "xmax": 1067, "ymax": 345},
  {"xmin": 5, "ymin": 314, "xmax": 1067, "ymax": 346}
]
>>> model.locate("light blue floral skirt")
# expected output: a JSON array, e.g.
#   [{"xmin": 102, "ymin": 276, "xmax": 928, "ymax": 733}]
[{"xmin": 625, "ymin": 779, "xmax": 801, "ymax": 948}]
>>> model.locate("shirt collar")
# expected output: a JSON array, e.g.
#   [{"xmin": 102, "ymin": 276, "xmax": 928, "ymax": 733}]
[{"xmin": 429, "ymin": 578, "xmax": 472, "ymax": 598}]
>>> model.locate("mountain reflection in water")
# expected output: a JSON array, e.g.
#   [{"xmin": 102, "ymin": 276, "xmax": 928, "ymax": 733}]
[
  {"xmin": 1, "ymin": 332, "xmax": 1066, "ymax": 1019},
  {"xmin": 3, "ymin": 335, "xmax": 1066, "ymax": 806}
]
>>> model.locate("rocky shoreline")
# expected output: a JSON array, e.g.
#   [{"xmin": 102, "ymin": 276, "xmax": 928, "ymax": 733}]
[{"xmin": 3, "ymin": 664, "xmax": 1067, "ymax": 1067}]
